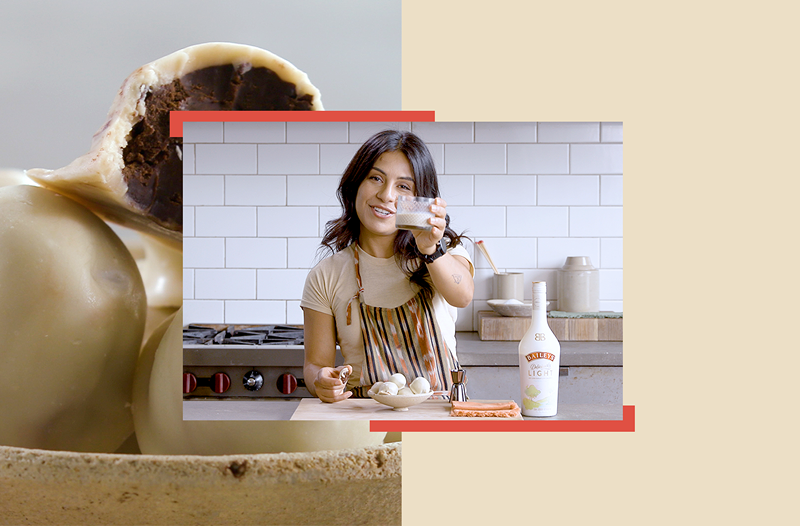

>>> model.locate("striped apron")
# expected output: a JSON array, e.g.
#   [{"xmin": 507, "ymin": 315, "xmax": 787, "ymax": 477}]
[{"xmin": 346, "ymin": 245, "xmax": 458, "ymax": 398}]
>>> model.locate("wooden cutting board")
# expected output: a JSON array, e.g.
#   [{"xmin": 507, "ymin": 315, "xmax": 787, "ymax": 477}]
[
  {"xmin": 477, "ymin": 311, "xmax": 623, "ymax": 341},
  {"xmin": 290, "ymin": 398, "xmax": 522, "ymax": 420}
]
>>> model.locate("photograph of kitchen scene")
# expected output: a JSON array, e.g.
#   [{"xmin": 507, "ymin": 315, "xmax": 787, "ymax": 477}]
[{"xmin": 182, "ymin": 120, "xmax": 623, "ymax": 422}]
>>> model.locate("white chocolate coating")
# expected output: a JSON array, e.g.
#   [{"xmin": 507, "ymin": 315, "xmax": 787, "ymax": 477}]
[
  {"xmin": 132, "ymin": 309, "xmax": 386, "ymax": 455},
  {"xmin": 388, "ymin": 373, "xmax": 407, "ymax": 389},
  {"xmin": 409, "ymin": 377, "xmax": 431, "ymax": 394},
  {"xmin": 27, "ymin": 42, "xmax": 323, "ymax": 247},
  {"xmin": 368, "ymin": 381, "xmax": 385, "ymax": 397},
  {"xmin": 0, "ymin": 168, "xmax": 38, "ymax": 188},
  {"xmin": 377, "ymin": 382, "xmax": 399, "ymax": 396},
  {"xmin": 136, "ymin": 233, "xmax": 183, "ymax": 308},
  {"xmin": 0, "ymin": 185, "xmax": 146, "ymax": 452}
]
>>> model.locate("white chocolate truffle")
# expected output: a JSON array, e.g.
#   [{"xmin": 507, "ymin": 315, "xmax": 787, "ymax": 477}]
[
  {"xmin": 377, "ymin": 382, "xmax": 399, "ymax": 396},
  {"xmin": 0, "ymin": 168, "xmax": 38, "ymax": 188},
  {"xmin": 136, "ymin": 233, "xmax": 182, "ymax": 308},
  {"xmin": 132, "ymin": 309, "xmax": 386, "ymax": 455},
  {"xmin": 397, "ymin": 387, "xmax": 415, "ymax": 396},
  {"xmin": 368, "ymin": 382, "xmax": 385, "ymax": 397},
  {"xmin": 0, "ymin": 185, "xmax": 146, "ymax": 452},
  {"xmin": 388, "ymin": 373, "xmax": 407, "ymax": 389},
  {"xmin": 409, "ymin": 377, "xmax": 431, "ymax": 394},
  {"xmin": 27, "ymin": 42, "xmax": 323, "ymax": 248}
]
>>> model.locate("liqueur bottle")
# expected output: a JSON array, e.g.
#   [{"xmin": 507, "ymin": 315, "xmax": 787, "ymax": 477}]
[{"xmin": 518, "ymin": 282, "xmax": 561, "ymax": 417}]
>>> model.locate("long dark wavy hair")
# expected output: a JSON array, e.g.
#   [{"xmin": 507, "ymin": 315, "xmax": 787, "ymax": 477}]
[{"xmin": 320, "ymin": 129, "xmax": 467, "ymax": 297}]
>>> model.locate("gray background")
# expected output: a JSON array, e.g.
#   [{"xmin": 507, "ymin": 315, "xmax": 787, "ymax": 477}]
[{"xmin": 0, "ymin": 0, "xmax": 401, "ymax": 172}]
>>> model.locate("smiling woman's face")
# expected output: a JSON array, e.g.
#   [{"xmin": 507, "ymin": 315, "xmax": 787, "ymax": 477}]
[{"xmin": 355, "ymin": 150, "xmax": 416, "ymax": 242}]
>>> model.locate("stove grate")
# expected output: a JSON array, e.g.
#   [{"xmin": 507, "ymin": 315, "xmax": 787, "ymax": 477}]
[{"xmin": 183, "ymin": 324, "xmax": 305, "ymax": 346}]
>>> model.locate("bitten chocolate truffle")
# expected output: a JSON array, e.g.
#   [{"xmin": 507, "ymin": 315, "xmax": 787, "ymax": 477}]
[{"xmin": 27, "ymin": 42, "xmax": 323, "ymax": 247}]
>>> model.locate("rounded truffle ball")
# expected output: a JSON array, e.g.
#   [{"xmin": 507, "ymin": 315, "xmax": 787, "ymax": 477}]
[
  {"xmin": 0, "ymin": 185, "xmax": 146, "ymax": 452},
  {"xmin": 410, "ymin": 377, "xmax": 431, "ymax": 395},
  {"xmin": 377, "ymin": 382, "xmax": 399, "ymax": 396},
  {"xmin": 388, "ymin": 373, "xmax": 407, "ymax": 389}
]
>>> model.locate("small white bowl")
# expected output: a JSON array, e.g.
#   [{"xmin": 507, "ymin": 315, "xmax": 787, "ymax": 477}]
[
  {"xmin": 369, "ymin": 391, "xmax": 432, "ymax": 411},
  {"xmin": 488, "ymin": 299, "xmax": 533, "ymax": 317}
]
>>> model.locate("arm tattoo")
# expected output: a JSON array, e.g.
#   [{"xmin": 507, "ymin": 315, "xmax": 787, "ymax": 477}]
[{"xmin": 452, "ymin": 274, "xmax": 462, "ymax": 284}]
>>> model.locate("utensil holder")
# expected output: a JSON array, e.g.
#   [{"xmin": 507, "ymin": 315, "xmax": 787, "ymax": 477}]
[
  {"xmin": 493, "ymin": 272, "xmax": 524, "ymax": 301},
  {"xmin": 557, "ymin": 256, "xmax": 599, "ymax": 312}
]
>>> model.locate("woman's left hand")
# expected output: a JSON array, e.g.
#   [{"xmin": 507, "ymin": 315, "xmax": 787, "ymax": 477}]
[{"xmin": 412, "ymin": 197, "xmax": 447, "ymax": 255}]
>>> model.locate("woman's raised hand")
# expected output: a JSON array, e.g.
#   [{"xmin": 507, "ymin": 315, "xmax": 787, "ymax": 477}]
[{"xmin": 412, "ymin": 197, "xmax": 448, "ymax": 255}]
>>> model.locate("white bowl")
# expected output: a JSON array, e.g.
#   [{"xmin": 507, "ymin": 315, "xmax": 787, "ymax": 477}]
[
  {"xmin": 488, "ymin": 299, "xmax": 533, "ymax": 317},
  {"xmin": 369, "ymin": 391, "xmax": 433, "ymax": 411}
]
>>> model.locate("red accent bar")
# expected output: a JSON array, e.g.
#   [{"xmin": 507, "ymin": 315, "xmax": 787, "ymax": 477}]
[
  {"xmin": 170, "ymin": 110, "xmax": 436, "ymax": 137},
  {"xmin": 369, "ymin": 405, "xmax": 636, "ymax": 433}
]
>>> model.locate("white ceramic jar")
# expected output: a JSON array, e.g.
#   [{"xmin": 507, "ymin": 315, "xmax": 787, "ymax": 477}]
[{"xmin": 557, "ymin": 256, "xmax": 599, "ymax": 312}]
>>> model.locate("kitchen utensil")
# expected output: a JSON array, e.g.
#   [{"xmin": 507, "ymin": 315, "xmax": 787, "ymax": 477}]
[
  {"xmin": 475, "ymin": 240, "xmax": 499, "ymax": 274},
  {"xmin": 369, "ymin": 391, "xmax": 433, "ymax": 411},
  {"xmin": 449, "ymin": 369, "xmax": 469, "ymax": 402}
]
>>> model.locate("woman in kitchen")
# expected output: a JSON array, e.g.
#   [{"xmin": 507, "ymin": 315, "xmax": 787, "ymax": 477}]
[{"xmin": 301, "ymin": 129, "xmax": 474, "ymax": 403}]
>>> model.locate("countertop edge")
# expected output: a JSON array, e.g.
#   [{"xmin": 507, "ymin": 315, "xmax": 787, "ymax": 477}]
[{"xmin": 456, "ymin": 332, "xmax": 623, "ymax": 367}]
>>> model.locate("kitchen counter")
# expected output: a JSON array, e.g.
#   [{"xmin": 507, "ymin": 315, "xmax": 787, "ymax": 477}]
[
  {"xmin": 182, "ymin": 332, "xmax": 623, "ymax": 420},
  {"xmin": 183, "ymin": 399, "xmax": 621, "ymax": 421},
  {"xmin": 455, "ymin": 331, "xmax": 623, "ymax": 405},
  {"xmin": 291, "ymin": 398, "xmax": 524, "ymax": 420},
  {"xmin": 455, "ymin": 331, "xmax": 622, "ymax": 367}
]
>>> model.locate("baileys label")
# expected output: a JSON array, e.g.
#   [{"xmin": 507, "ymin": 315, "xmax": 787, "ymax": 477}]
[{"xmin": 524, "ymin": 352, "xmax": 556, "ymax": 362}]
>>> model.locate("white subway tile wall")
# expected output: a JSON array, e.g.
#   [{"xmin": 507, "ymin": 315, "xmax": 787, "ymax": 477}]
[{"xmin": 183, "ymin": 121, "xmax": 623, "ymax": 327}]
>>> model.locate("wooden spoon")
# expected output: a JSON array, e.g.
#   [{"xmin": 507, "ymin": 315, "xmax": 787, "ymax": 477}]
[{"xmin": 475, "ymin": 240, "xmax": 500, "ymax": 274}]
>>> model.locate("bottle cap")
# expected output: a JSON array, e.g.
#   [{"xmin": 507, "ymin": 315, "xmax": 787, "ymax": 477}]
[{"xmin": 532, "ymin": 281, "xmax": 547, "ymax": 293}]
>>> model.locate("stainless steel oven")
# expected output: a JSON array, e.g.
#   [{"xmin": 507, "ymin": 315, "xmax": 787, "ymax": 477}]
[{"xmin": 183, "ymin": 324, "xmax": 327, "ymax": 399}]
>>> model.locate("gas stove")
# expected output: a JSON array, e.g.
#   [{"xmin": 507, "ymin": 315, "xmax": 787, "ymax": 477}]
[{"xmin": 183, "ymin": 324, "xmax": 324, "ymax": 399}]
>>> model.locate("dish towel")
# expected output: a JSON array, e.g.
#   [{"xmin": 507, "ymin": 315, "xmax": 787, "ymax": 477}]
[{"xmin": 450, "ymin": 400, "xmax": 521, "ymax": 418}]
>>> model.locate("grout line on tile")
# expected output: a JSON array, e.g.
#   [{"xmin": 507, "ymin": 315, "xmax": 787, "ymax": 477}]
[{"xmin": 567, "ymin": 144, "xmax": 571, "ymax": 175}]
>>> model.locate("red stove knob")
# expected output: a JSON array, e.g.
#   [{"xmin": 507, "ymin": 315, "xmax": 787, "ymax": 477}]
[
  {"xmin": 277, "ymin": 373, "xmax": 298, "ymax": 394},
  {"xmin": 212, "ymin": 372, "xmax": 232, "ymax": 394},
  {"xmin": 183, "ymin": 373, "xmax": 197, "ymax": 394}
]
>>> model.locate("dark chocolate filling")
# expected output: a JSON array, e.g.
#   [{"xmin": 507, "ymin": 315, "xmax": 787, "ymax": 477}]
[{"xmin": 121, "ymin": 64, "xmax": 315, "ymax": 232}]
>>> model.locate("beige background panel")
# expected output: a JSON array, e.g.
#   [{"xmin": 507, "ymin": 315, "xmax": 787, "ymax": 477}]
[{"xmin": 401, "ymin": 0, "xmax": 797, "ymax": 524}]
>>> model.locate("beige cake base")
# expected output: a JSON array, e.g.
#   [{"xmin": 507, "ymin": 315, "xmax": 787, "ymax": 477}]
[{"xmin": 0, "ymin": 442, "xmax": 401, "ymax": 525}]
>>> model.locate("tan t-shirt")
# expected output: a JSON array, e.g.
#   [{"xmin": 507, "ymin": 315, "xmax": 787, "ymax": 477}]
[{"xmin": 300, "ymin": 243, "xmax": 474, "ymax": 389}]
